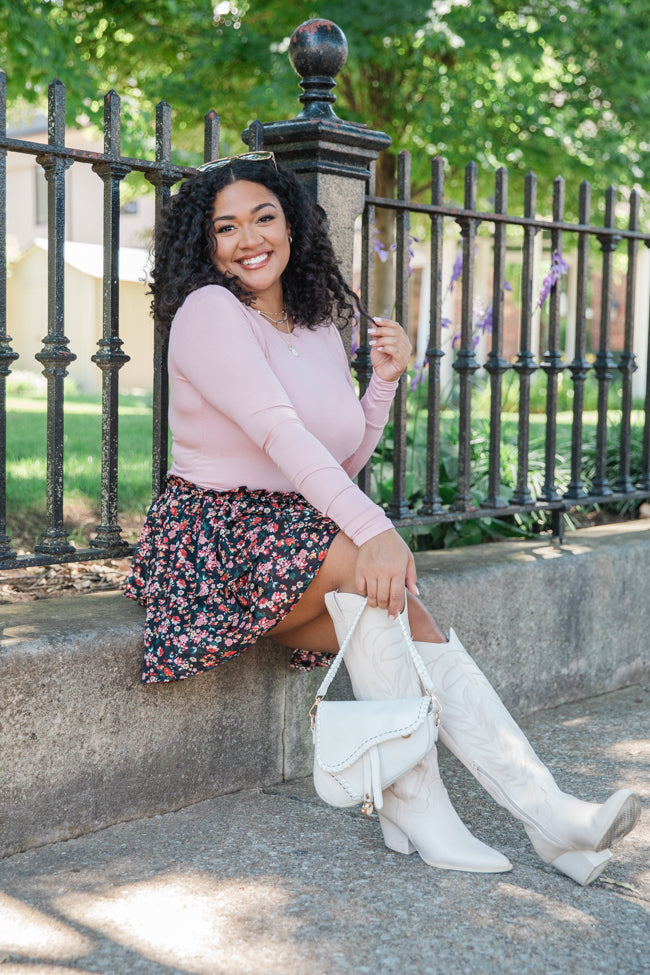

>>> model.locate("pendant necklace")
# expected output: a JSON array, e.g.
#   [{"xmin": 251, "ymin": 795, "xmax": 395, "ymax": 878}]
[
  {"xmin": 275, "ymin": 322, "xmax": 299, "ymax": 357},
  {"xmin": 256, "ymin": 306, "xmax": 299, "ymax": 357}
]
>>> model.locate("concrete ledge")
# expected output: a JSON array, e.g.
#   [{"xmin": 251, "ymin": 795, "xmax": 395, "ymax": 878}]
[
  {"xmin": 414, "ymin": 520, "xmax": 650, "ymax": 713},
  {"xmin": 1, "ymin": 521, "xmax": 649, "ymax": 858},
  {"xmin": 0, "ymin": 594, "xmax": 331, "ymax": 859}
]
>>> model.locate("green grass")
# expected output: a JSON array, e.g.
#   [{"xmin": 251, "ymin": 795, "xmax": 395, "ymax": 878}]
[{"xmin": 7, "ymin": 391, "xmax": 155, "ymax": 546}]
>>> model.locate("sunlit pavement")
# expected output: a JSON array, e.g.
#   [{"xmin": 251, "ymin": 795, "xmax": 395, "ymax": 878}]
[{"xmin": 1, "ymin": 684, "xmax": 648, "ymax": 975}]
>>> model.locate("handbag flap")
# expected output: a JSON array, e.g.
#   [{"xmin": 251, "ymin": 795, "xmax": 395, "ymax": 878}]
[{"xmin": 314, "ymin": 697, "xmax": 432, "ymax": 773}]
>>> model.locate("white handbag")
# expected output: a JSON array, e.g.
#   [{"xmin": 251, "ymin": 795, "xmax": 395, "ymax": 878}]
[{"xmin": 310, "ymin": 599, "xmax": 440, "ymax": 817}]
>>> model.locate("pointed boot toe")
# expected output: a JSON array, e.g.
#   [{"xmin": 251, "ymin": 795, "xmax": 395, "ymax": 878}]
[{"xmin": 378, "ymin": 780, "xmax": 513, "ymax": 874}]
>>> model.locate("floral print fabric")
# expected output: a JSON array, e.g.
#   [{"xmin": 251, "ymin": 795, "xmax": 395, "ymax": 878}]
[{"xmin": 125, "ymin": 475, "xmax": 338, "ymax": 683}]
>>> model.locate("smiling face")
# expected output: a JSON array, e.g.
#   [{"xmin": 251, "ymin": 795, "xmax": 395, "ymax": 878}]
[{"xmin": 210, "ymin": 179, "xmax": 292, "ymax": 312}]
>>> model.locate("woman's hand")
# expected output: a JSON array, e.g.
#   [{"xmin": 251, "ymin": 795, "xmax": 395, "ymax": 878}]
[
  {"xmin": 369, "ymin": 318, "xmax": 411, "ymax": 382},
  {"xmin": 355, "ymin": 528, "xmax": 418, "ymax": 620}
]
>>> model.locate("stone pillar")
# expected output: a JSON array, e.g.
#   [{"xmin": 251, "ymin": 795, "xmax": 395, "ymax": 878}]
[{"xmin": 243, "ymin": 19, "xmax": 390, "ymax": 290}]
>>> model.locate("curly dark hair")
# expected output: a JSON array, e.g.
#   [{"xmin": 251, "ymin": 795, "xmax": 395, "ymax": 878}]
[{"xmin": 150, "ymin": 157, "xmax": 361, "ymax": 335}]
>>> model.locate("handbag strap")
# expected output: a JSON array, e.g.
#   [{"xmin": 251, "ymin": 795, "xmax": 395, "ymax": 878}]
[
  {"xmin": 314, "ymin": 598, "xmax": 366, "ymax": 700},
  {"xmin": 310, "ymin": 596, "xmax": 439, "ymax": 727}
]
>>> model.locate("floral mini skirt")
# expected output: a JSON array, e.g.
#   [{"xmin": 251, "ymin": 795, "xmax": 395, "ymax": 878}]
[{"xmin": 125, "ymin": 475, "xmax": 339, "ymax": 683}]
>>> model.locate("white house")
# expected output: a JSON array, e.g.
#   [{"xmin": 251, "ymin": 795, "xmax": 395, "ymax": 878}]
[
  {"xmin": 7, "ymin": 113, "xmax": 156, "ymax": 254},
  {"xmin": 6, "ymin": 114, "xmax": 158, "ymax": 392},
  {"xmin": 8, "ymin": 239, "xmax": 153, "ymax": 394}
]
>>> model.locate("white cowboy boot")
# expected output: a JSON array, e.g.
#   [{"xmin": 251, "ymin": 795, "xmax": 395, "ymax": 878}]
[
  {"xmin": 325, "ymin": 591, "xmax": 512, "ymax": 874},
  {"xmin": 413, "ymin": 629, "xmax": 641, "ymax": 886}
]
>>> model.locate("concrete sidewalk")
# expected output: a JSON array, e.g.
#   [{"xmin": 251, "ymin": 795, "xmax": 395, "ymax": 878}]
[{"xmin": 0, "ymin": 684, "xmax": 648, "ymax": 975}]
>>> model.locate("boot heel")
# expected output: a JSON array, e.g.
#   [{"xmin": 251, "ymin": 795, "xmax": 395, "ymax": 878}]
[
  {"xmin": 378, "ymin": 813, "xmax": 416, "ymax": 855},
  {"xmin": 551, "ymin": 849, "xmax": 611, "ymax": 886}
]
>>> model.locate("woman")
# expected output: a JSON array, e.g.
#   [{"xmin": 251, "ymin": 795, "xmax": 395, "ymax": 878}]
[{"xmin": 126, "ymin": 152, "xmax": 640, "ymax": 886}]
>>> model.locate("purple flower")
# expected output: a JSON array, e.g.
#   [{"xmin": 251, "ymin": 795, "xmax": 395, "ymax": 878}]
[
  {"xmin": 448, "ymin": 248, "xmax": 463, "ymax": 293},
  {"xmin": 470, "ymin": 297, "xmax": 493, "ymax": 340},
  {"xmin": 451, "ymin": 329, "xmax": 482, "ymax": 352},
  {"xmin": 374, "ymin": 230, "xmax": 390, "ymax": 264},
  {"xmin": 473, "ymin": 294, "xmax": 493, "ymax": 335},
  {"xmin": 409, "ymin": 358, "xmax": 429, "ymax": 391},
  {"xmin": 478, "ymin": 305, "xmax": 493, "ymax": 334},
  {"xmin": 537, "ymin": 250, "xmax": 569, "ymax": 309},
  {"xmin": 407, "ymin": 235, "xmax": 420, "ymax": 278}
]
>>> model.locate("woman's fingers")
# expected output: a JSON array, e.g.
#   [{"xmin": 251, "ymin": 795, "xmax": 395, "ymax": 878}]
[
  {"xmin": 355, "ymin": 528, "xmax": 413, "ymax": 617},
  {"xmin": 369, "ymin": 318, "xmax": 412, "ymax": 381},
  {"xmin": 405, "ymin": 553, "xmax": 419, "ymax": 597},
  {"xmin": 361, "ymin": 572, "xmax": 404, "ymax": 618},
  {"xmin": 386, "ymin": 578, "xmax": 405, "ymax": 621},
  {"xmin": 369, "ymin": 319, "xmax": 409, "ymax": 349},
  {"xmin": 375, "ymin": 577, "xmax": 393, "ymax": 612}
]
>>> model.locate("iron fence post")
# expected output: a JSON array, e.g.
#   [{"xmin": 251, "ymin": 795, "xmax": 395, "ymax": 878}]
[
  {"xmin": 421, "ymin": 157, "xmax": 446, "ymax": 516},
  {"xmin": 356, "ymin": 160, "xmax": 376, "ymax": 497},
  {"xmin": 482, "ymin": 166, "xmax": 510, "ymax": 510},
  {"xmin": 540, "ymin": 175, "xmax": 566, "ymax": 503},
  {"xmin": 388, "ymin": 151, "xmax": 412, "ymax": 519},
  {"xmin": 639, "ymin": 241, "xmax": 650, "ymax": 491},
  {"xmin": 34, "ymin": 79, "xmax": 76, "ymax": 556},
  {"xmin": 146, "ymin": 102, "xmax": 184, "ymax": 501},
  {"xmin": 614, "ymin": 190, "xmax": 639, "ymax": 494},
  {"xmin": 91, "ymin": 91, "xmax": 131, "ymax": 551},
  {"xmin": 565, "ymin": 181, "xmax": 592, "ymax": 501},
  {"xmin": 0, "ymin": 70, "xmax": 18, "ymax": 561},
  {"xmin": 592, "ymin": 187, "xmax": 621, "ymax": 496},
  {"xmin": 510, "ymin": 172, "xmax": 539, "ymax": 506},
  {"xmin": 451, "ymin": 162, "xmax": 481, "ymax": 512}
]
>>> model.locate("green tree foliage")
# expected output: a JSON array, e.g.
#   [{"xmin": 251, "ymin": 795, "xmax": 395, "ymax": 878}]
[{"xmin": 1, "ymin": 0, "xmax": 649, "ymax": 208}]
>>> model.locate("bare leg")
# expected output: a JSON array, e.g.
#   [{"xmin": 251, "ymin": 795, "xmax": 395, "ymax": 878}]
[
  {"xmin": 270, "ymin": 531, "xmax": 446, "ymax": 651},
  {"xmin": 278, "ymin": 538, "xmax": 641, "ymax": 884}
]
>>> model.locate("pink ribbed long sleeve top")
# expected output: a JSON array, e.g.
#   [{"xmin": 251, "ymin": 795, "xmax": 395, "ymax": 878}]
[{"xmin": 167, "ymin": 285, "xmax": 396, "ymax": 546}]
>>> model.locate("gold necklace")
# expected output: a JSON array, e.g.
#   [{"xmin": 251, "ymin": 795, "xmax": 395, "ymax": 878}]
[
  {"xmin": 255, "ymin": 306, "xmax": 299, "ymax": 356},
  {"xmin": 274, "ymin": 320, "xmax": 299, "ymax": 358},
  {"xmin": 255, "ymin": 306, "xmax": 288, "ymax": 326}
]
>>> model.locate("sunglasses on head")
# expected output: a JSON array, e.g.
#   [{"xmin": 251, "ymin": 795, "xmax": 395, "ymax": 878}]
[{"xmin": 196, "ymin": 151, "xmax": 277, "ymax": 173}]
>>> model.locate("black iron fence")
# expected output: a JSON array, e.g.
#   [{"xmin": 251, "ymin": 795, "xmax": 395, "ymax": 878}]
[
  {"xmin": 0, "ymin": 77, "xmax": 222, "ymax": 568},
  {"xmin": 354, "ymin": 154, "xmax": 650, "ymax": 540},
  {"xmin": 2, "ymin": 18, "xmax": 650, "ymax": 570}
]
